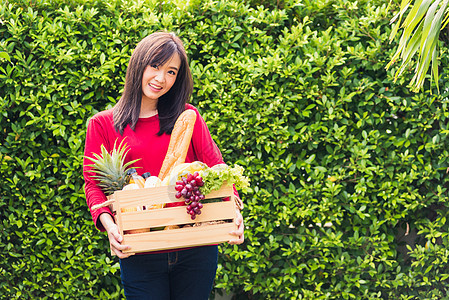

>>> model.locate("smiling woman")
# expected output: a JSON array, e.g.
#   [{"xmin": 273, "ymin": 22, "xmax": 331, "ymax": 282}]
[{"xmin": 82, "ymin": 31, "xmax": 245, "ymax": 300}]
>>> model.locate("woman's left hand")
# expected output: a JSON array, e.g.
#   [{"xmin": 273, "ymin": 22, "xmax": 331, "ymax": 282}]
[{"xmin": 229, "ymin": 209, "xmax": 244, "ymax": 245}]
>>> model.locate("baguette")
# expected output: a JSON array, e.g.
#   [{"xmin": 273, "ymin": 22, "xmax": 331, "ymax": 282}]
[{"xmin": 158, "ymin": 109, "xmax": 197, "ymax": 181}]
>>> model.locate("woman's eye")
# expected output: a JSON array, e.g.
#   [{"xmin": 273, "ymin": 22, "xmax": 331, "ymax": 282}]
[
  {"xmin": 168, "ymin": 70, "xmax": 176, "ymax": 75},
  {"xmin": 151, "ymin": 64, "xmax": 159, "ymax": 69}
]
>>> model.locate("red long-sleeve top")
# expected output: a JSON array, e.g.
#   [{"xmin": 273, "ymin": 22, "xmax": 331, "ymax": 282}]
[{"xmin": 83, "ymin": 104, "xmax": 232, "ymax": 231}]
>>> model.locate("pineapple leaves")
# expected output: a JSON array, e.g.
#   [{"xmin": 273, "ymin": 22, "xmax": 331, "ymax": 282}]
[{"xmin": 84, "ymin": 138, "xmax": 141, "ymax": 195}]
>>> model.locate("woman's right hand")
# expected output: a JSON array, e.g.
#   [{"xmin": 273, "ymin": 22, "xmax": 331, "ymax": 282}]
[{"xmin": 99, "ymin": 213, "xmax": 134, "ymax": 259}]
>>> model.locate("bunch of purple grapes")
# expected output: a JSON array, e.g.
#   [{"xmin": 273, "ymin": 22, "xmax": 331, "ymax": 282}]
[{"xmin": 175, "ymin": 172, "xmax": 205, "ymax": 220}]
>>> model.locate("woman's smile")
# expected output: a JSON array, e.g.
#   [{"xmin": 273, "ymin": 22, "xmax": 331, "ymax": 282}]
[{"xmin": 149, "ymin": 82, "xmax": 163, "ymax": 91}]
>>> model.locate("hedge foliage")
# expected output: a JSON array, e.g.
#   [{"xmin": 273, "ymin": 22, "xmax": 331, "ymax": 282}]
[{"xmin": 1, "ymin": 0, "xmax": 449, "ymax": 299}]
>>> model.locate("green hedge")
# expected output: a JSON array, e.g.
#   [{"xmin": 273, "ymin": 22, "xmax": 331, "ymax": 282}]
[{"xmin": 1, "ymin": 0, "xmax": 449, "ymax": 299}]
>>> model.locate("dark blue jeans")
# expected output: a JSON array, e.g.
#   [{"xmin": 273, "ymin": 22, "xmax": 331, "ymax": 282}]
[{"xmin": 119, "ymin": 245, "xmax": 218, "ymax": 300}]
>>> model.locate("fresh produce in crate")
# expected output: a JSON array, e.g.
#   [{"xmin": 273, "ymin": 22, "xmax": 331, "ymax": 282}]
[{"xmin": 111, "ymin": 182, "xmax": 239, "ymax": 253}]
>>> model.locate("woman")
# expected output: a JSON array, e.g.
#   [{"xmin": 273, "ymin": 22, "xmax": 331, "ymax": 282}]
[{"xmin": 83, "ymin": 32, "xmax": 244, "ymax": 299}]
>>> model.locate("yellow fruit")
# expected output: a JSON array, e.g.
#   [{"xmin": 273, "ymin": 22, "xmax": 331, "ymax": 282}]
[
  {"xmin": 168, "ymin": 161, "xmax": 209, "ymax": 185},
  {"xmin": 187, "ymin": 161, "xmax": 209, "ymax": 172}
]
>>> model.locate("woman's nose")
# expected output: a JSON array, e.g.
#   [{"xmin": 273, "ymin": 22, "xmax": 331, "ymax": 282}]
[{"xmin": 155, "ymin": 71, "xmax": 165, "ymax": 83}]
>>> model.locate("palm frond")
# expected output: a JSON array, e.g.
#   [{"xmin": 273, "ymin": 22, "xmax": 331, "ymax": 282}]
[{"xmin": 387, "ymin": 0, "xmax": 449, "ymax": 92}]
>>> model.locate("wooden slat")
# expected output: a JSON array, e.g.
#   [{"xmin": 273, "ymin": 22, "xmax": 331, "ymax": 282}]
[
  {"xmin": 122, "ymin": 223, "xmax": 237, "ymax": 253},
  {"xmin": 113, "ymin": 184, "xmax": 234, "ymax": 209},
  {"xmin": 202, "ymin": 184, "xmax": 234, "ymax": 199},
  {"xmin": 114, "ymin": 185, "xmax": 176, "ymax": 207},
  {"xmin": 111, "ymin": 183, "xmax": 237, "ymax": 253},
  {"xmin": 120, "ymin": 201, "xmax": 235, "ymax": 231}
]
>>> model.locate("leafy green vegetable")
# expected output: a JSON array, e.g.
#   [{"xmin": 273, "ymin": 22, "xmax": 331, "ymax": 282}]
[{"xmin": 200, "ymin": 164, "xmax": 250, "ymax": 195}]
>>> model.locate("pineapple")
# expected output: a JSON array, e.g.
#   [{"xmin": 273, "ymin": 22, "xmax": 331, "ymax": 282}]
[{"xmin": 85, "ymin": 139, "xmax": 141, "ymax": 195}]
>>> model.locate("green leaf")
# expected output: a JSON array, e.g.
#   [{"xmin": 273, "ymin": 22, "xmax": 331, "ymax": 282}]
[
  {"xmin": 100, "ymin": 52, "xmax": 106, "ymax": 65},
  {"xmin": 0, "ymin": 52, "xmax": 10, "ymax": 61}
]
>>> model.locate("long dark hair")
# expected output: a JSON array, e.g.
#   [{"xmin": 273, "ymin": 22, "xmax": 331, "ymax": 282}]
[{"xmin": 113, "ymin": 32, "xmax": 193, "ymax": 135}]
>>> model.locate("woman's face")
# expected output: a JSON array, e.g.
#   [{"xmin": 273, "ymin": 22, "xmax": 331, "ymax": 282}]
[{"xmin": 141, "ymin": 53, "xmax": 181, "ymax": 102}]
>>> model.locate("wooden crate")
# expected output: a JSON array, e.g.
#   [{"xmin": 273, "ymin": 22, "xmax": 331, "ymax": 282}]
[{"xmin": 110, "ymin": 184, "xmax": 237, "ymax": 253}]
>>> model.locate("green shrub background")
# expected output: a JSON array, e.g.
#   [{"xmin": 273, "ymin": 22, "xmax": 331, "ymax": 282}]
[{"xmin": 1, "ymin": 0, "xmax": 449, "ymax": 299}]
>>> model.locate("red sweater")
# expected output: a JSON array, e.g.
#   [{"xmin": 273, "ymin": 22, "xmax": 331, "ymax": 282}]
[{"xmin": 83, "ymin": 104, "xmax": 229, "ymax": 231}]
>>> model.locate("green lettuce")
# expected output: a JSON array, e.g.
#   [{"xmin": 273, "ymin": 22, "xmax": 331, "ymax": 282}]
[{"xmin": 200, "ymin": 164, "xmax": 250, "ymax": 195}]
